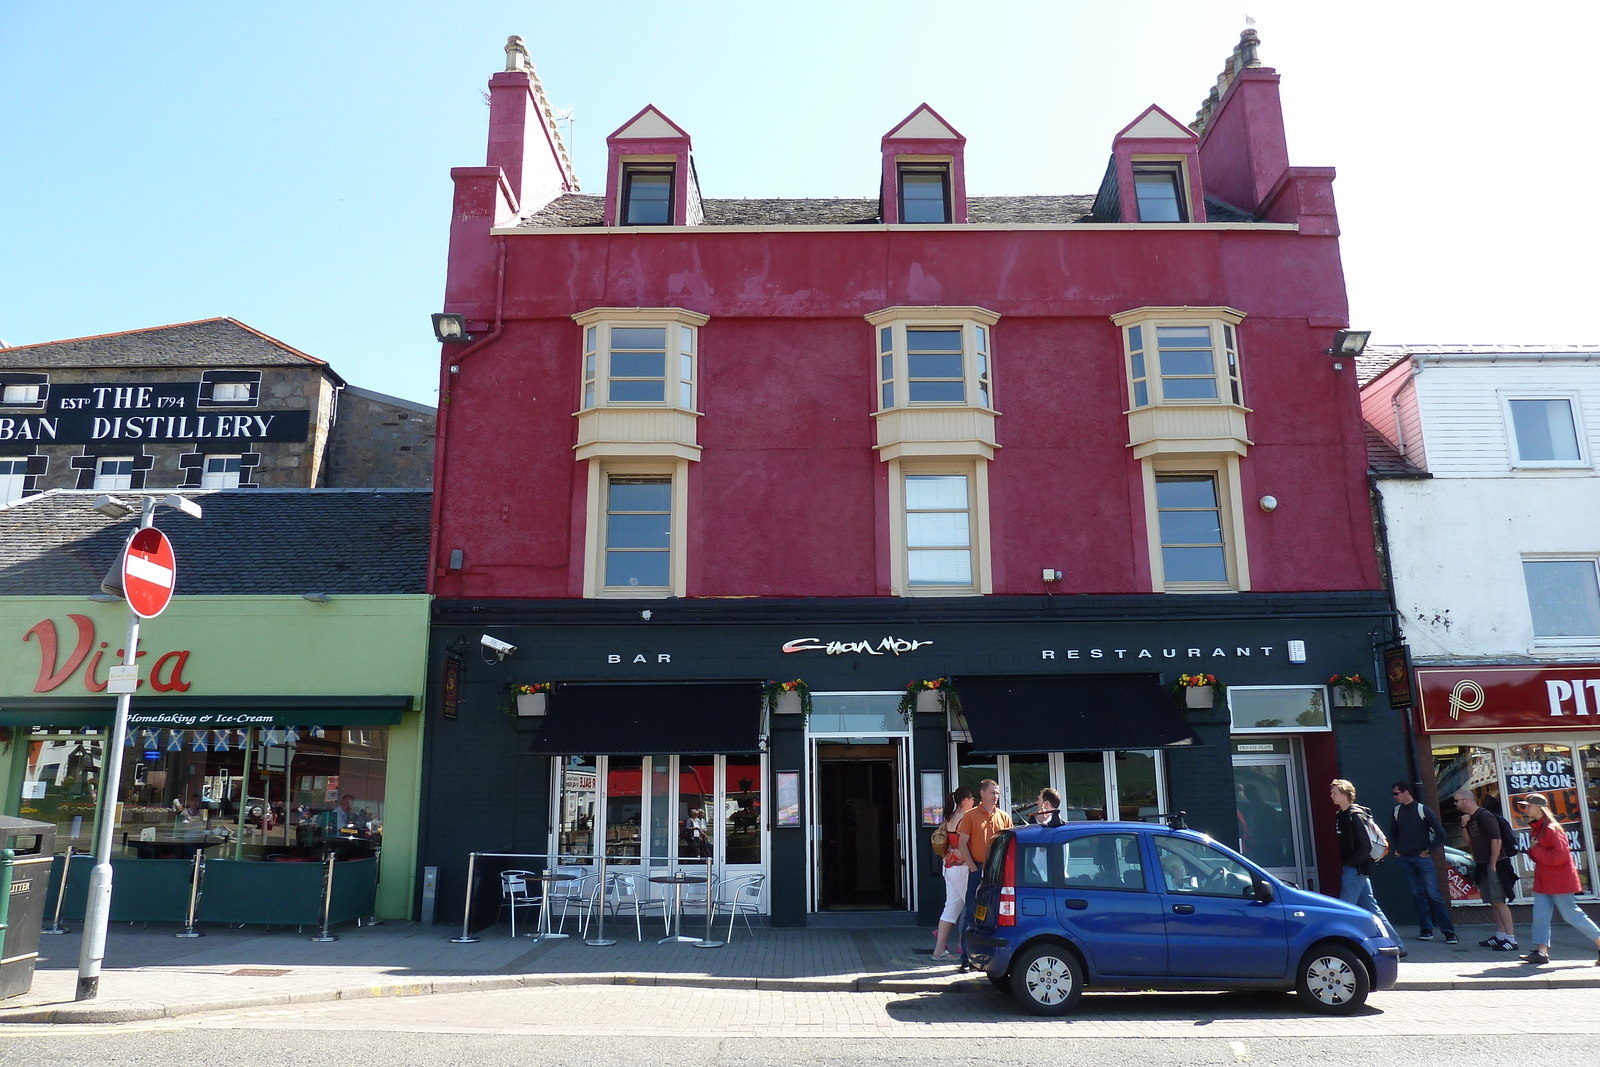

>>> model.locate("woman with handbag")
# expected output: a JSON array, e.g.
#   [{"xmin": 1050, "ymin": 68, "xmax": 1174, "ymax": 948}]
[
  {"xmin": 1518, "ymin": 793, "xmax": 1600, "ymax": 967},
  {"xmin": 932, "ymin": 786, "xmax": 975, "ymax": 961}
]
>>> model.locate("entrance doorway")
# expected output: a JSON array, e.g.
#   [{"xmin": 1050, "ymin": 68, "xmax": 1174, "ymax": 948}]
[
  {"xmin": 1231, "ymin": 739, "xmax": 1313, "ymax": 888},
  {"xmin": 816, "ymin": 744, "xmax": 902, "ymax": 910}
]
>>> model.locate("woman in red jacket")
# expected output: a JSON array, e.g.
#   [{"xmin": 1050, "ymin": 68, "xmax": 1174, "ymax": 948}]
[{"xmin": 1519, "ymin": 793, "xmax": 1600, "ymax": 966}]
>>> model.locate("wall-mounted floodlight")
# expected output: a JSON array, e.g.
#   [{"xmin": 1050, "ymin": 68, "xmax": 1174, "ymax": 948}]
[
  {"xmin": 1327, "ymin": 330, "xmax": 1371, "ymax": 357},
  {"xmin": 432, "ymin": 313, "xmax": 473, "ymax": 344},
  {"xmin": 301, "ymin": 593, "xmax": 331, "ymax": 603}
]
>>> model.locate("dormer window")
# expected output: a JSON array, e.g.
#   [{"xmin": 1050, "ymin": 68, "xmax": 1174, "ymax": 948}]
[
  {"xmin": 897, "ymin": 165, "xmax": 951, "ymax": 223},
  {"xmin": 622, "ymin": 165, "xmax": 674, "ymax": 225},
  {"xmin": 1133, "ymin": 163, "xmax": 1187, "ymax": 222}
]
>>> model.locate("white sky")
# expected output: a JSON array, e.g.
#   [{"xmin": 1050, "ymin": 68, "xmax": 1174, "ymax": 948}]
[{"xmin": 0, "ymin": 1, "xmax": 1593, "ymax": 404}]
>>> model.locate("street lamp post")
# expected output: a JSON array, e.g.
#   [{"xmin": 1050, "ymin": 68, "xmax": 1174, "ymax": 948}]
[{"xmin": 75, "ymin": 493, "xmax": 200, "ymax": 1001}]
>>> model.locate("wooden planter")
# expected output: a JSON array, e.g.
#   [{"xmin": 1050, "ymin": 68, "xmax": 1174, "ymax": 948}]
[
  {"xmin": 916, "ymin": 689, "xmax": 944, "ymax": 715},
  {"xmin": 1184, "ymin": 686, "xmax": 1216, "ymax": 709},
  {"xmin": 773, "ymin": 690, "xmax": 803, "ymax": 715},
  {"xmin": 515, "ymin": 692, "xmax": 547, "ymax": 717},
  {"xmin": 1332, "ymin": 688, "xmax": 1371, "ymax": 707}
]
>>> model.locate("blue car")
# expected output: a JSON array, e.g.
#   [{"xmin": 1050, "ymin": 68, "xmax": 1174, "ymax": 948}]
[{"xmin": 963, "ymin": 821, "xmax": 1400, "ymax": 1016}]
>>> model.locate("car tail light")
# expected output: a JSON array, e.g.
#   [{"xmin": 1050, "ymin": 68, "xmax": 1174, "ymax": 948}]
[{"xmin": 997, "ymin": 839, "xmax": 1016, "ymax": 927}]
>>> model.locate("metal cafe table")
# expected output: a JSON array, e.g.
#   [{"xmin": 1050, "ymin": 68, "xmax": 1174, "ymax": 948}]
[
  {"xmin": 523, "ymin": 871, "xmax": 579, "ymax": 942},
  {"xmin": 649, "ymin": 871, "xmax": 708, "ymax": 944}
]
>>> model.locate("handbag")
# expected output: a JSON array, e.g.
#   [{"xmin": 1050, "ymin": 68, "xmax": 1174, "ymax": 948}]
[{"xmin": 931, "ymin": 825, "xmax": 949, "ymax": 858}]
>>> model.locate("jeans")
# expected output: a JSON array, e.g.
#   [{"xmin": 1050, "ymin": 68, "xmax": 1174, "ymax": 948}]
[
  {"xmin": 1396, "ymin": 854, "xmax": 1456, "ymax": 936},
  {"xmin": 1531, "ymin": 893, "xmax": 1600, "ymax": 948},
  {"xmin": 1341, "ymin": 865, "xmax": 1405, "ymax": 951},
  {"xmin": 959, "ymin": 866, "xmax": 981, "ymax": 964}
]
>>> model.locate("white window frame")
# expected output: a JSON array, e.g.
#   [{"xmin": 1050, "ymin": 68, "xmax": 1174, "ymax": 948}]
[
  {"xmin": 1522, "ymin": 555, "xmax": 1600, "ymax": 646},
  {"xmin": 1141, "ymin": 454, "xmax": 1249, "ymax": 593},
  {"xmin": 200, "ymin": 454, "xmax": 242, "ymax": 489},
  {"xmin": 93, "ymin": 456, "xmax": 135, "ymax": 491},
  {"xmin": 2, "ymin": 383, "xmax": 42, "ymax": 406},
  {"xmin": 888, "ymin": 457, "xmax": 991, "ymax": 597},
  {"xmin": 1120, "ymin": 311, "xmax": 1244, "ymax": 410},
  {"xmin": 573, "ymin": 308, "xmax": 706, "ymax": 414},
  {"xmin": 1500, "ymin": 392, "xmax": 1591, "ymax": 470},
  {"xmin": 867, "ymin": 307, "xmax": 999, "ymax": 414},
  {"xmin": 0, "ymin": 458, "xmax": 27, "ymax": 504},
  {"xmin": 584, "ymin": 458, "xmax": 688, "ymax": 599},
  {"xmin": 1225, "ymin": 685, "xmax": 1333, "ymax": 735},
  {"xmin": 211, "ymin": 382, "xmax": 251, "ymax": 402}
]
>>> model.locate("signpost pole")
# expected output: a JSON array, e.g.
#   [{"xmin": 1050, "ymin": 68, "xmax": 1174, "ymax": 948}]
[{"xmin": 75, "ymin": 499, "xmax": 154, "ymax": 1001}]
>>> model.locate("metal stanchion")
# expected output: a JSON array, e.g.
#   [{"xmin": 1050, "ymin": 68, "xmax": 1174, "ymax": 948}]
[
  {"xmin": 450, "ymin": 851, "xmax": 481, "ymax": 944},
  {"xmin": 41, "ymin": 848, "xmax": 74, "ymax": 935},
  {"xmin": 310, "ymin": 851, "xmax": 338, "ymax": 942},
  {"xmin": 175, "ymin": 850, "xmax": 205, "ymax": 938},
  {"xmin": 585, "ymin": 851, "xmax": 615, "ymax": 947},
  {"xmin": 696, "ymin": 858, "xmax": 723, "ymax": 949}
]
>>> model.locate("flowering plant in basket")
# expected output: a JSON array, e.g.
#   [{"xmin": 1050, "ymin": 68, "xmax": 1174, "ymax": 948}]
[
  {"xmin": 897, "ymin": 677, "xmax": 951, "ymax": 722},
  {"xmin": 764, "ymin": 679, "xmax": 813, "ymax": 720},
  {"xmin": 1328, "ymin": 673, "xmax": 1376, "ymax": 704},
  {"xmin": 513, "ymin": 682, "xmax": 554, "ymax": 695},
  {"xmin": 1172, "ymin": 673, "xmax": 1218, "ymax": 694}
]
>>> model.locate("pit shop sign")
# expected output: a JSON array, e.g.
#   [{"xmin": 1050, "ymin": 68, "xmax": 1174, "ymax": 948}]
[{"xmin": 1417, "ymin": 665, "xmax": 1600, "ymax": 733}]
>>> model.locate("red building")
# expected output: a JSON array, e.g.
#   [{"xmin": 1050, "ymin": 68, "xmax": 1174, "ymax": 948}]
[{"xmin": 421, "ymin": 33, "xmax": 1402, "ymax": 930}]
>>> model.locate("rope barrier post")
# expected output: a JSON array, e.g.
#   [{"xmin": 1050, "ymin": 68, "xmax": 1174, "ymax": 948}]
[
  {"xmin": 42, "ymin": 847, "xmax": 74, "ymax": 935},
  {"xmin": 310, "ymin": 850, "xmax": 338, "ymax": 943},
  {"xmin": 585, "ymin": 851, "xmax": 615, "ymax": 947},
  {"xmin": 696, "ymin": 856, "xmax": 723, "ymax": 949},
  {"xmin": 449, "ymin": 851, "xmax": 481, "ymax": 944},
  {"xmin": 175, "ymin": 850, "xmax": 205, "ymax": 938}
]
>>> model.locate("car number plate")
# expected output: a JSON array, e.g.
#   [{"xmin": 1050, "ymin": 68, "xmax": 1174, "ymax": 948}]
[{"xmin": 974, "ymin": 904, "xmax": 987, "ymax": 921}]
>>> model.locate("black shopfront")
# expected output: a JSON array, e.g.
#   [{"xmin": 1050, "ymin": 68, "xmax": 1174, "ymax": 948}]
[{"xmin": 420, "ymin": 592, "xmax": 1404, "ymax": 928}]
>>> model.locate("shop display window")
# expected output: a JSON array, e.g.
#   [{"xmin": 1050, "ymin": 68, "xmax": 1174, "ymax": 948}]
[
  {"xmin": 954, "ymin": 746, "xmax": 1166, "ymax": 826},
  {"xmin": 21, "ymin": 725, "xmax": 388, "ymax": 860}
]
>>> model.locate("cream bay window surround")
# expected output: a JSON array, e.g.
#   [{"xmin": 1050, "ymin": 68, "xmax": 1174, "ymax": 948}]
[
  {"xmin": 866, "ymin": 306, "xmax": 1001, "ymax": 462},
  {"xmin": 887, "ymin": 457, "xmax": 993, "ymax": 597},
  {"xmin": 583, "ymin": 458, "xmax": 689, "ymax": 599},
  {"xmin": 1140, "ymin": 454, "xmax": 1250, "ymax": 592},
  {"xmin": 572, "ymin": 307, "xmax": 707, "ymax": 464},
  {"xmin": 1113, "ymin": 306, "xmax": 1250, "ymax": 460}
]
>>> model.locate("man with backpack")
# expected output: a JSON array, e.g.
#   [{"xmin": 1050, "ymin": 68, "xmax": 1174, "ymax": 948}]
[
  {"xmin": 1331, "ymin": 778, "xmax": 1406, "ymax": 955},
  {"xmin": 1389, "ymin": 781, "xmax": 1458, "ymax": 944},
  {"xmin": 1454, "ymin": 788, "xmax": 1517, "ymax": 951}
]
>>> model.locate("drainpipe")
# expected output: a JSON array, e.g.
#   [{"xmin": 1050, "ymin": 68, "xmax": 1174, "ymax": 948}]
[{"xmin": 426, "ymin": 237, "xmax": 508, "ymax": 589}]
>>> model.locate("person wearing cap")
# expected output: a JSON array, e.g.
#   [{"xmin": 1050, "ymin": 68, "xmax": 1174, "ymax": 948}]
[{"xmin": 1518, "ymin": 793, "xmax": 1600, "ymax": 967}]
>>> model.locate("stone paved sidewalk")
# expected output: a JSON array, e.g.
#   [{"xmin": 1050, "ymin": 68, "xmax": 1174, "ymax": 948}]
[{"xmin": 2, "ymin": 916, "xmax": 1597, "ymax": 1025}]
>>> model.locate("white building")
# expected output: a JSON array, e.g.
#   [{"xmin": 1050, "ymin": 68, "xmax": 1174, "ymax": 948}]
[{"xmin": 1362, "ymin": 345, "xmax": 1600, "ymax": 905}]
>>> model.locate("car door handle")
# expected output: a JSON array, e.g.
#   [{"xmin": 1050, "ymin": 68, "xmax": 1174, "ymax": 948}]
[
  {"xmin": 1171, "ymin": 903, "xmax": 1196, "ymax": 915},
  {"xmin": 1062, "ymin": 898, "xmax": 1088, "ymax": 910}
]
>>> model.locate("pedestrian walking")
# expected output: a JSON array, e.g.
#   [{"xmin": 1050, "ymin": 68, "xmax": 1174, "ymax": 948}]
[
  {"xmin": 931, "ymin": 786, "xmax": 975, "ymax": 960},
  {"xmin": 1330, "ymin": 778, "xmax": 1406, "ymax": 955},
  {"xmin": 954, "ymin": 778, "xmax": 1013, "ymax": 970},
  {"xmin": 1389, "ymin": 781, "xmax": 1458, "ymax": 944},
  {"xmin": 1454, "ymin": 788, "xmax": 1517, "ymax": 951},
  {"xmin": 1516, "ymin": 793, "xmax": 1600, "ymax": 967}
]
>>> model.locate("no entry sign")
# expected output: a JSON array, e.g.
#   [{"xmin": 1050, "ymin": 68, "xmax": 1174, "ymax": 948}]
[{"xmin": 122, "ymin": 527, "xmax": 177, "ymax": 618}]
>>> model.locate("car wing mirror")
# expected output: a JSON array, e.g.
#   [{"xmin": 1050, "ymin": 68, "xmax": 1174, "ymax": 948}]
[{"xmin": 1253, "ymin": 878, "xmax": 1275, "ymax": 903}]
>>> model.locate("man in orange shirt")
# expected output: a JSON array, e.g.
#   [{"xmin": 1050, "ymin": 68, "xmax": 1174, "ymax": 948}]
[{"xmin": 954, "ymin": 778, "xmax": 1013, "ymax": 969}]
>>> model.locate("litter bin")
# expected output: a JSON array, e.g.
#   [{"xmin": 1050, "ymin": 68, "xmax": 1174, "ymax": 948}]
[{"xmin": 1, "ymin": 815, "xmax": 56, "ymax": 999}]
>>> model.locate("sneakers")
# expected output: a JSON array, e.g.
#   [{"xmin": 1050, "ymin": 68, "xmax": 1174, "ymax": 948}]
[
  {"xmin": 1416, "ymin": 931, "xmax": 1434, "ymax": 941},
  {"xmin": 1489, "ymin": 938, "xmax": 1519, "ymax": 952},
  {"xmin": 1521, "ymin": 950, "xmax": 1549, "ymax": 965},
  {"xmin": 1445, "ymin": 934, "xmax": 1459, "ymax": 944},
  {"xmin": 1480, "ymin": 934, "xmax": 1517, "ymax": 949}
]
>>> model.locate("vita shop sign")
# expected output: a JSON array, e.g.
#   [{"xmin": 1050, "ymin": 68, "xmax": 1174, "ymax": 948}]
[{"xmin": 23, "ymin": 615, "xmax": 192, "ymax": 694}]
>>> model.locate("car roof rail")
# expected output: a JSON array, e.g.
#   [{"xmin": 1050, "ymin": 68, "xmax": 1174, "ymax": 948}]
[{"xmin": 1141, "ymin": 810, "xmax": 1189, "ymax": 831}]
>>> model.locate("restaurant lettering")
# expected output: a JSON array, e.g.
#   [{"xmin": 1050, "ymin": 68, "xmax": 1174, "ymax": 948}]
[
  {"xmin": 23, "ymin": 615, "xmax": 192, "ymax": 694},
  {"xmin": 0, "ymin": 382, "xmax": 310, "ymax": 444},
  {"xmin": 782, "ymin": 637, "xmax": 933, "ymax": 656},
  {"xmin": 1418, "ymin": 664, "xmax": 1600, "ymax": 733},
  {"xmin": 1041, "ymin": 646, "xmax": 1276, "ymax": 660}
]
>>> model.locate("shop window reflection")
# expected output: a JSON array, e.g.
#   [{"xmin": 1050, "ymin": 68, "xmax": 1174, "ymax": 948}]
[
  {"xmin": 1007, "ymin": 754, "xmax": 1050, "ymax": 824},
  {"xmin": 606, "ymin": 756, "xmax": 644, "ymax": 860},
  {"xmin": 1062, "ymin": 753, "xmax": 1108, "ymax": 821},
  {"xmin": 1503, "ymin": 742, "xmax": 1590, "ymax": 895},
  {"xmin": 725, "ymin": 756, "xmax": 762, "ymax": 864},
  {"xmin": 678, "ymin": 756, "xmax": 715, "ymax": 861},
  {"xmin": 1115, "ymin": 751, "xmax": 1160, "ymax": 822},
  {"xmin": 558, "ymin": 756, "xmax": 598, "ymax": 863},
  {"xmin": 649, "ymin": 757, "xmax": 671, "ymax": 866},
  {"xmin": 20, "ymin": 731, "xmax": 103, "ymax": 853}
]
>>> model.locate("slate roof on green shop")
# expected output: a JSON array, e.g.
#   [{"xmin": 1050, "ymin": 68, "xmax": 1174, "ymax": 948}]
[{"xmin": 0, "ymin": 489, "xmax": 430, "ymax": 596}]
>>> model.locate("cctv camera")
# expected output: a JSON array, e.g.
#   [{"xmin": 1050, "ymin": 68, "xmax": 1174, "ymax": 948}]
[{"xmin": 481, "ymin": 634, "xmax": 516, "ymax": 659}]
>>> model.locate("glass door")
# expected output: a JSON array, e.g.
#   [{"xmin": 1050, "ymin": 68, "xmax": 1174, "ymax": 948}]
[
  {"xmin": 1231, "ymin": 752, "xmax": 1310, "ymax": 886},
  {"xmin": 21, "ymin": 731, "xmax": 104, "ymax": 853}
]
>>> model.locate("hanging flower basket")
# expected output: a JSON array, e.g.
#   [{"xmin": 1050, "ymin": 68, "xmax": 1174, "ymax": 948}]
[
  {"xmin": 1174, "ymin": 673, "xmax": 1220, "ymax": 708},
  {"xmin": 513, "ymin": 682, "xmax": 552, "ymax": 717},
  {"xmin": 765, "ymin": 680, "xmax": 812, "ymax": 720},
  {"xmin": 1329, "ymin": 674, "xmax": 1375, "ymax": 707},
  {"xmin": 899, "ymin": 678, "xmax": 951, "ymax": 722}
]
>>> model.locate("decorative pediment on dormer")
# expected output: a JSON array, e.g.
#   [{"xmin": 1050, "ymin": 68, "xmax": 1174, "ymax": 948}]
[
  {"xmin": 1101, "ymin": 104, "xmax": 1207, "ymax": 223},
  {"xmin": 880, "ymin": 104, "xmax": 967, "ymax": 224},
  {"xmin": 605, "ymin": 106, "xmax": 701, "ymax": 226}
]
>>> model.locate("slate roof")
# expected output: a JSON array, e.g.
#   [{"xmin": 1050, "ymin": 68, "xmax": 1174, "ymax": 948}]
[
  {"xmin": 0, "ymin": 489, "xmax": 430, "ymax": 596},
  {"xmin": 1364, "ymin": 422, "xmax": 1428, "ymax": 479},
  {"xmin": 0, "ymin": 318, "xmax": 341, "ymax": 378},
  {"xmin": 513, "ymin": 193, "xmax": 1255, "ymax": 229}
]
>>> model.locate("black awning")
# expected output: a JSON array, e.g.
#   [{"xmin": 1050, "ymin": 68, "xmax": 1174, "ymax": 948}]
[
  {"xmin": 528, "ymin": 682, "xmax": 764, "ymax": 755},
  {"xmin": 955, "ymin": 674, "xmax": 1201, "ymax": 755}
]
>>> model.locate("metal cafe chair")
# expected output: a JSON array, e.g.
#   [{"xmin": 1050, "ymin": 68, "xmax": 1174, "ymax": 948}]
[
  {"xmin": 499, "ymin": 869, "xmax": 542, "ymax": 938},
  {"xmin": 545, "ymin": 864, "xmax": 589, "ymax": 931},
  {"xmin": 678, "ymin": 868, "xmax": 719, "ymax": 936},
  {"xmin": 608, "ymin": 871, "xmax": 667, "ymax": 940},
  {"xmin": 712, "ymin": 873, "xmax": 766, "ymax": 940}
]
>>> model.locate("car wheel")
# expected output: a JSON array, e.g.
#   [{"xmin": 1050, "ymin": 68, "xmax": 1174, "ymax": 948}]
[
  {"xmin": 1296, "ymin": 943, "xmax": 1370, "ymax": 1014},
  {"xmin": 986, "ymin": 971, "xmax": 1011, "ymax": 994},
  {"xmin": 1010, "ymin": 943, "xmax": 1083, "ymax": 1016}
]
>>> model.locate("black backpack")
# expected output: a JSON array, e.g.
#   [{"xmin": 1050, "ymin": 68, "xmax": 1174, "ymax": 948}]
[{"xmin": 1494, "ymin": 812, "xmax": 1521, "ymax": 858}]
